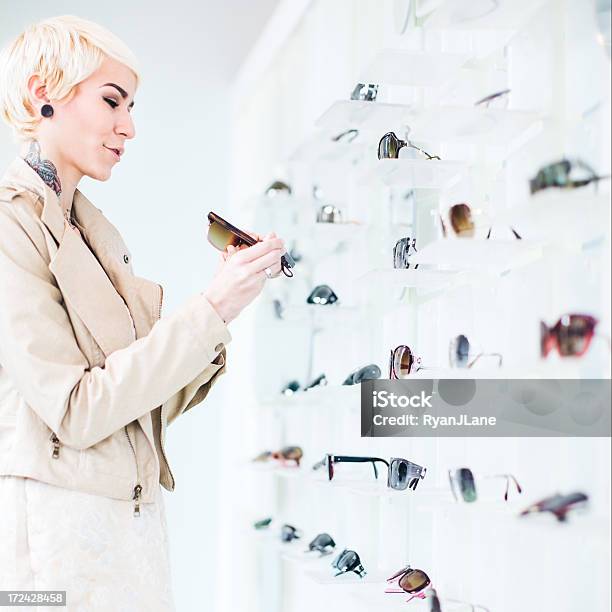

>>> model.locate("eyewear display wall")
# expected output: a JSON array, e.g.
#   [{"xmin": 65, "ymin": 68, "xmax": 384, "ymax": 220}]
[{"xmin": 224, "ymin": 2, "xmax": 611, "ymax": 612}]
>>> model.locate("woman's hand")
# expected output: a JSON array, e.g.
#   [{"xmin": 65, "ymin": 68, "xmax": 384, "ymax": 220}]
[{"xmin": 204, "ymin": 232, "xmax": 284, "ymax": 324}]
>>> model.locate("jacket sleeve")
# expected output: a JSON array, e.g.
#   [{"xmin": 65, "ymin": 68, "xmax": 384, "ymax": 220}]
[
  {"xmin": 0, "ymin": 201, "xmax": 231, "ymax": 450},
  {"xmin": 164, "ymin": 346, "xmax": 227, "ymax": 427}
]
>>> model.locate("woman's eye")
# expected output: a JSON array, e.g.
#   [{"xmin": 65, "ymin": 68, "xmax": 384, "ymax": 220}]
[{"xmin": 103, "ymin": 97, "xmax": 118, "ymax": 108}]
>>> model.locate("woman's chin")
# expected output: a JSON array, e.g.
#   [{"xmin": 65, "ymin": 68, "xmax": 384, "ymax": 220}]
[{"xmin": 85, "ymin": 165, "xmax": 113, "ymax": 182}]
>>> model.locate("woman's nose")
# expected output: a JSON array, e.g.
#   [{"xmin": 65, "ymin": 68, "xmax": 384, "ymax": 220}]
[{"xmin": 117, "ymin": 112, "xmax": 136, "ymax": 140}]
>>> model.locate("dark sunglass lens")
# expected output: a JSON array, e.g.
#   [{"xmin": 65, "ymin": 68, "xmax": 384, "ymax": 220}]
[
  {"xmin": 450, "ymin": 203, "xmax": 475, "ymax": 236},
  {"xmin": 378, "ymin": 132, "xmax": 401, "ymax": 159},
  {"xmin": 393, "ymin": 346, "xmax": 413, "ymax": 378},
  {"xmin": 207, "ymin": 221, "xmax": 235, "ymax": 251},
  {"xmin": 458, "ymin": 467, "xmax": 477, "ymax": 502},
  {"xmin": 557, "ymin": 315, "xmax": 594, "ymax": 356},
  {"xmin": 399, "ymin": 569, "xmax": 430, "ymax": 592},
  {"xmin": 390, "ymin": 459, "xmax": 408, "ymax": 490},
  {"xmin": 455, "ymin": 334, "xmax": 470, "ymax": 367},
  {"xmin": 540, "ymin": 321, "xmax": 551, "ymax": 357}
]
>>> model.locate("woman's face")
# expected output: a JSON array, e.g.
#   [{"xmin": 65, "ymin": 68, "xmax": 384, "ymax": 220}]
[{"xmin": 33, "ymin": 55, "xmax": 137, "ymax": 182}]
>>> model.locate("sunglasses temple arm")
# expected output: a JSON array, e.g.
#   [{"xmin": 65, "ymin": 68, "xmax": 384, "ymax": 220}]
[{"xmin": 468, "ymin": 352, "xmax": 503, "ymax": 368}]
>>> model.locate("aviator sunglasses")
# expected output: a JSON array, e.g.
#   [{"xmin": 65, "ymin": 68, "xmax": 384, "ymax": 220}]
[
  {"xmin": 385, "ymin": 565, "xmax": 431, "ymax": 602},
  {"xmin": 207, "ymin": 211, "xmax": 295, "ymax": 277}
]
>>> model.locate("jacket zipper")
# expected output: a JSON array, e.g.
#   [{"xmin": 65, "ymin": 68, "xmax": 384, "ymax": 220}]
[
  {"xmin": 155, "ymin": 283, "xmax": 176, "ymax": 490},
  {"xmin": 49, "ymin": 432, "xmax": 60, "ymax": 458},
  {"xmin": 124, "ymin": 424, "xmax": 142, "ymax": 517}
]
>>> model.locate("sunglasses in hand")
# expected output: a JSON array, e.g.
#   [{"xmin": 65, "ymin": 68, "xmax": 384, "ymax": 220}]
[
  {"xmin": 313, "ymin": 454, "xmax": 426, "ymax": 491},
  {"xmin": 448, "ymin": 467, "xmax": 522, "ymax": 503},
  {"xmin": 206, "ymin": 211, "xmax": 295, "ymax": 277}
]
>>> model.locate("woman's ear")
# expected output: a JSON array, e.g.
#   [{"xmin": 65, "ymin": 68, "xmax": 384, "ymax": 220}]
[{"xmin": 26, "ymin": 74, "xmax": 50, "ymax": 112}]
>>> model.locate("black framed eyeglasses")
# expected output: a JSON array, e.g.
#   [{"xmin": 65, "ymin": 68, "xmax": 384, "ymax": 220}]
[
  {"xmin": 307, "ymin": 285, "xmax": 339, "ymax": 305},
  {"xmin": 378, "ymin": 131, "xmax": 441, "ymax": 161},
  {"xmin": 331, "ymin": 549, "xmax": 367, "ymax": 578},
  {"xmin": 313, "ymin": 454, "xmax": 426, "ymax": 491},
  {"xmin": 393, "ymin": 236, "xmax": 419, "ymax": 269},
  {"xmin": 342, "ymin": 364, "xmax": 381, "ymax": 386},
  {"xmin": 449, "ymin": 334, "xmax": 503, "ymax": 369},
  {"xmin": 529, "ymin": 158, "xmax": 610, "ymax": 194},
  {"xmin": 305, "ymin": 533, "xmax": 336, "ymax": 556},
  {"xmin": 448, "ymin": 467, "xmax": 523, "ymax": 503}
]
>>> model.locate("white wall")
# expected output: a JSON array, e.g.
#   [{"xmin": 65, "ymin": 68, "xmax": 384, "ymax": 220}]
[{"xmin": 0, "ymin": 2, "xmax": 277, "ymax": 610}]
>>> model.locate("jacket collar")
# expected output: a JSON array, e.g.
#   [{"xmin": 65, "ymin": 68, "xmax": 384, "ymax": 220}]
[{"xmin": 1, "ymin": 157, "xmax": 162, "ymax": 357}]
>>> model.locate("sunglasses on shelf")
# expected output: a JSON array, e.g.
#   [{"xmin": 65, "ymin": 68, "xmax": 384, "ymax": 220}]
[
  {"xmin": 253, "ymin": 517, "xmax": 272, "ymax": 530},
  {"xmin": 474, "ymin": 88, "xmax": 511, "ymax": 108},
  {"xmin": 343, "ymin": 364, "xmax": 381, "ymax": 386},
  {"xmin": 540, "ymin": 314, "xmax": 608, "ymax": 358},
  {"xmin": 440, "ymin": 203, "xmax": 522, "ymax": 240},
  {"xmin": 449, "ymin": 334, "xmax": 503, "ymax": 369},
  {"xmin": 252, "ymin": 446, "xmax": 303, "ymax": 467},
  {"xmin": 264, "ymin": 180, "xmax": 292, "ymax": 197},
  {"xmin": 520, "ymin": 491, "xmax": 588, "ymax": 522},
  {"xmin": 350, "ymin": 82, "xmax": 378, "ymax": 101},
  {"xmin": 316, "ymin": 204, "xmax": 343, "ymax": 223},
  {"xmin": 313, "ymin": 454, "xmax": 426, "ymax": 491},
  {"xmin": 331, "ymin": 549, "xmax": 367, "ymax": 578},
  {"xmin": 307, "ymin": 285, "xmax": 339, "ymax": 305},
  {"xmin": 385, "ymin": 565, "xmax": 431, "ymax": 602},
  {"xmin": 426, "ymin": 588, "xmax": 491, "ymax": 612},
  {"xmin": 393, "ymin": 236, "xmax": 419, "ymax": 269},
  {"xmin": 306, "ymin": 533, "xmax": 336, "ymax": 556},
  {"xmin": 529, "ymin": 158, "xmax": 610, "ymax": 194},
  {"xmin": 281, "ymin": 524, "xmax": 302, "ymax": 542},
  {"xmin": 378, "ymin": 131, "xmax": 441, "ymax": 161},
  {"xmin": 389, "ymin": 345, "xmax": 436, "ymax": 378},
  {"xmin": 448, "ymin": 467, "xmax": 523, "ymax": 503},
  {"xmin": 332, "ymin": 128, "xmax": 359, "ymax": 143},
  {"xmin": 281, "ymin": 380, "xmax": 300, "ymax": 395},
  {"xmin": 207, "ymin": 211, "xmax": 295, "ymax": 277},
  {"xmin": 304, "ymin": 373, "xmax": 328, "ymax": 390}
]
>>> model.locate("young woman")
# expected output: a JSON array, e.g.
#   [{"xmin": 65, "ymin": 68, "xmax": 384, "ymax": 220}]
[{"xmin": 0, "ymin": 15, "xmax": 283, "ymax": 610}]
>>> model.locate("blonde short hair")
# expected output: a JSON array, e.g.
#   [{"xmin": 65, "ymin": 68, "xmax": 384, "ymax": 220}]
[{"xmin": 0, "ymin": 15, "xmax": 140, "ymax": 141}]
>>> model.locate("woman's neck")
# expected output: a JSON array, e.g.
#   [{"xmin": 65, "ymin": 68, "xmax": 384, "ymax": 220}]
[{"xmin": 23, "ymin": 140, "xmax": 78, "ymax": 218}]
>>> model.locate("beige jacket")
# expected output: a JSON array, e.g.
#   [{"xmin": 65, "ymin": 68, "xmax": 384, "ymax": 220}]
[{"xmin": 0, "ymin": 157, "xmax": 231, "ymax": 514}]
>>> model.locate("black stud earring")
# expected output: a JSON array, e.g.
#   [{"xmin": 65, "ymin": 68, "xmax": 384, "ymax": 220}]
[{"xmin": 41, "ymin": 104, "xmax": 54, "ymax": 118}]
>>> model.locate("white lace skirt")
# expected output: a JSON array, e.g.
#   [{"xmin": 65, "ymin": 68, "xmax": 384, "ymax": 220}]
[{"xmin": 0, "ymin": 475, "xmax": 176, "ymax": 611}]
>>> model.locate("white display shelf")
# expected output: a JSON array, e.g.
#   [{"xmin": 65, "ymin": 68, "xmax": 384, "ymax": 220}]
[
  {"xmin": 359, "ymin": 50, "xmax": 470, "ymax": 87},
  {"xmin": 406, "ymin": 106, "xmax": 541, "ymax": 145},
  {"xmin": 359, "ymin": 158, "xmax": 465, "ymax": 188},
  {"xmin": 280, "ymin": 304, "xmax": 363, "ymax": 326},
  {"xmin": 419, "ymin": 0, "xmax": 547, "ymax": 31},
  {"xmin": 262, "ymin": 384, "xmax": 362, "ymax": 409},
  {"xmin": 289, "ymin": 131, "xmax": 369, "ymax": 164},
  {"xmin": 350, "ymin": 586, "xmax": 479, "ymax": 611},
  {"xmin": 315, "ymin": 100, "xmax": 413, "ymax": 132},
  {"xmin": 355, "ymin": 268, "xmax": 462, "ymax": 292},
  {"xmin": 410, "ymin": 238, "xmax": 542, "ymax": 272},
  {"xmin": 304, "ymin": 566, "xmax": 390, "ymax": 586},
  {"xmin": 497, "ymin": 191, "xmax": 611, "ymax": 247}
]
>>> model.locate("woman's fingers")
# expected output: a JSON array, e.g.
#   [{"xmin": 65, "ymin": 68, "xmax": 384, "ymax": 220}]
[
  {"xmin": 231, "ymin": 238, "xmax": 284, "ymax": 264},
  {"xmin": 247, "ymin": 248, "xmax": 283, "ymax": 275}
]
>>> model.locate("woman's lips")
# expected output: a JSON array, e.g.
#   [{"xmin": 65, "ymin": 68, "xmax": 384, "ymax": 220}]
[{"xmin": 103, "ymin": 146, "xmax": 121, "ymax": 161}]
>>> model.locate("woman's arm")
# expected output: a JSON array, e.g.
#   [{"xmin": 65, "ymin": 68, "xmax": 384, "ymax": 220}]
[{"xmin": 0, "ymin": 201, "xmax": 231, "ymax": 450}]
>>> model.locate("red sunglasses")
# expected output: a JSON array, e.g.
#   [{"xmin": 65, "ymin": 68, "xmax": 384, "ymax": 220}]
[{"xmin": 540, "ymin": 314, "xmax": 601, "ymax": 358}]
